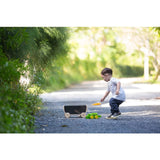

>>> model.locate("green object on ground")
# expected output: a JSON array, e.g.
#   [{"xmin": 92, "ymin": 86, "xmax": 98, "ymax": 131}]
[{"xmin": 85, "ymin": 113, "xmax": 101, "ymax": 119}]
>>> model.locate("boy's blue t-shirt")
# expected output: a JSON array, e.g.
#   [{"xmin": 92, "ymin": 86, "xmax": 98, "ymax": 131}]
[{"xmin": 107, "ymin": 77, "xmax": 126, "ymax": 101}]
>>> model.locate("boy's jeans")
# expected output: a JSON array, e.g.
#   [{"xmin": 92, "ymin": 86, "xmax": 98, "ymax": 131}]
[{"xmin": 109, "ymin": 98, "xmax": 123, "ymax": 114}]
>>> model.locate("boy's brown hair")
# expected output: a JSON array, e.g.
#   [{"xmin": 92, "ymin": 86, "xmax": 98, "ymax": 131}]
[{"xmin": 101, "ymin": 68, "xmax": 112, "ymax": 75}]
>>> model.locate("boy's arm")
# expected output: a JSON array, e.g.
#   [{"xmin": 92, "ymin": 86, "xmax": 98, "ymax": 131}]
[
  {"xmin": 100, "ymin": 91, "xmax": 110, "ymax": 102},
  {"xmin": 116, "ymin": 82, "xmax": 121, "ymax": 95}
]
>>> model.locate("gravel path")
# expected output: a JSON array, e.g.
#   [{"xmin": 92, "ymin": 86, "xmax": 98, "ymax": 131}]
[{"xmin": 35, "ymin": 78, "xmax": 160, "ymax": 133}]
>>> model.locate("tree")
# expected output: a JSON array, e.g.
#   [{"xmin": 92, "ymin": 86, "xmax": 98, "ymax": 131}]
[
  {"xmin": 0, "ymin": 27, "xmax": 69, "ymax": 85},
  {"xmin": 68, "ymin": 27, "xmax": 141, "ymax": 78},
  {"xmin": 114, "ymin": 27, "xmax": 160, "ymax": 80},
  {"xmin": 0, "ymin": 27, "xmax": 70, "ymax": 132},
  {"xmin": 151, "ymin": 28, "xmax": 160, "ymax": 80}
]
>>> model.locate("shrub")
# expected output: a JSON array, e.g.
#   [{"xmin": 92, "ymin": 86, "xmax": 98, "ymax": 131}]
[
  {"xmin": 0, "ymin": 52, "xmax": 42, "ymax": 133},
  {"xmin": 116, "ymin": 64, "xmax": 144, "ymax": 77}
]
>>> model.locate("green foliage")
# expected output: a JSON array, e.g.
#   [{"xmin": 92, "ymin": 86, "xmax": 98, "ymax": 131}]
[
  {"xmin": 0, "ymin": 27, "xmax": 70, "ymax": 132},
  {"xmin": 0, "ymin": 85, "xmax": 41, "ymax": 133},
  {"xmin": 69, "ymin": 27, "xmax": 143, "ymax": 77},
  {"xmin": 28, "ymin": 27, "xmax": 69, "ymax": 71},
  {"xmin": 115, "ymin": 64, "xmax": 144, "ymax": 77},
  {"xmin": 28, "ymin": 27, "xmax": 69, "ymax": 87},
  {"xmin": 0, "ymin": 27, "xmax": 69, "ymax": 87},
  {"xmin": 153, "ymin": 27, "xmax": 160, "ymax": 35},
  {"xmin": 0, "ymin": 52, "xmax": 42, "ymax": 133},
  {"xmin": 0, "ymin": 27, "xmax": 29, "ymax": 61}
]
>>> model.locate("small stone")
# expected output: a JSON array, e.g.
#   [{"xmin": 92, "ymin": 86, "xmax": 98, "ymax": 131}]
[{"xmin": 61, "ymin": 125, "xmax": 68, "ymax": 127}]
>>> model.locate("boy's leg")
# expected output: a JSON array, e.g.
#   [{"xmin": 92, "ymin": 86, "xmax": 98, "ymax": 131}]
[{"xmin": 109, "ymin": 98, "xmax": 123, "ymax": 114}]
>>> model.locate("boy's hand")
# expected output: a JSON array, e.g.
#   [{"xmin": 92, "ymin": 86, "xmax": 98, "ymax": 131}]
[
  {"xmin": 101, "ymin": 91, "xmax": 110, "ymax": 102},
  {"xmin": 100, "ymin": 98, "xmax": 105, "ymax": 102},
  {"xmin": 115, "ymin": 90, "xmax": 119, "ymax": 95}
]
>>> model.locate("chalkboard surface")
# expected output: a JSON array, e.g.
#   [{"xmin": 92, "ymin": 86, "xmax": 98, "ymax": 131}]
[{"xmin": 64, "ymin": 105, "xmax": 87, "ymax": 114}]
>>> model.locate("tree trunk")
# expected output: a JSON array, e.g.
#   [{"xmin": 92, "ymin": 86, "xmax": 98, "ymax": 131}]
[{"xmin": 154, "ymin": 67, "xmax": 160, "ymax": 81}]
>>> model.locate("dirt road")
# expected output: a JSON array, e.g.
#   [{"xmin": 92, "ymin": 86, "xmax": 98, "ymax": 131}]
[{"xmin": 35, "ymin": 78, "xmax": 160, "ymax": 133}]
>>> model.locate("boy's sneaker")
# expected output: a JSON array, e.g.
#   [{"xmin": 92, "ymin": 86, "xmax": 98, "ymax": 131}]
[
  {"xmin": 112, "ymin": 112, "xmax": 121, "ymax": 117},
  {"xmin": 106, "ymin": 112, "xmax": 121, "ymax": 119},
  {"xmin": 106, "ymin": 113, "xmax": 114, "ymax": 119}
]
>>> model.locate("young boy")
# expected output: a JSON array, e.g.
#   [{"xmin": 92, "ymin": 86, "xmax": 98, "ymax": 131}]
[{"xmin": 100, "ymin": 68, "xmax": 126, "ymax": 119}]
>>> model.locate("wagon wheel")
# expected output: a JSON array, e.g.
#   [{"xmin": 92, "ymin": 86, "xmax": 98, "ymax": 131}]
[
  {"xmin": 65, "ymin": 112, "xmax": 70, "ymax": 118},
  {"xmin": 80, "ymin": 112, "xmax": 86, "ymax": 118}
]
